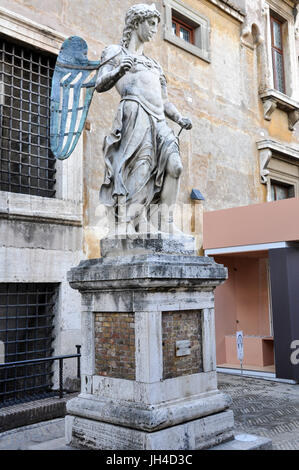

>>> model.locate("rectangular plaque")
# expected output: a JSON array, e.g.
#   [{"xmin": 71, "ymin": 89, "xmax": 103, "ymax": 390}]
[{"xmin": 176, "ymin": 340, "xmax": 191, "ymax": 357}]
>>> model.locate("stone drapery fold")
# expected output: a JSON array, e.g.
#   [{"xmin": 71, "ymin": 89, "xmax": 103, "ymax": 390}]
[{"xmin": 99, "ymin": 98, "xmax": 179, "ymax": 222}]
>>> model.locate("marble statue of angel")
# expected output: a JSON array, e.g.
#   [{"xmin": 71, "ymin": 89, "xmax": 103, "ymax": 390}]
[{"xmin": 95, "ymin": 3, "xmax": 192, "ymax": 235}]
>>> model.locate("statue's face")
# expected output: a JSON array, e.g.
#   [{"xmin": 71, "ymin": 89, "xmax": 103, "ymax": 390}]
[{"xmin": 136, "ymin": 16, "xmax": 159, "ymax": 43}]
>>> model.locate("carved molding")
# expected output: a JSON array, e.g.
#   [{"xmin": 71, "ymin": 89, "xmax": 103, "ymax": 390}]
[
  {"xmin": 288, "ymin": 110, "xmax": 299, "ymax": 131},
  {"xmin": 207, "ymin": 0, "xmax": 245, "ymax": 23},
  {"xmin": 257, "ymin": 139, "xmax": 299, "ymax": 184},
  {"xmin": 262, "ymin": 98, "xmax": 277, "ymax": 121},
  {"xmin": 261, "ymin": 0, "xmax": 269, "ymax": 17},
  {"xmin": 240, "ymin": 0, "xmax": 267, "ymax": 44},
  {"xmin": 259, "ymin": 148, "xmax": 272, "ymax": 184},
  {"xmin": 0, "ymin": 6, "xmax": 66, "ymax": 54},
  {"xmin": 260, "ymin": 89, "xmax": 299, "ymax": 130}
]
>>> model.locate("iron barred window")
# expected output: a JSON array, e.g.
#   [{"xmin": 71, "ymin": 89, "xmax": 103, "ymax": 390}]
[
  {"xmin": 0, "ymin": 37, "xmax": 56, "ymax": 197},
  {"xmin": 0, "ymin": 283, "xmax": 58, "ymax": 405}
]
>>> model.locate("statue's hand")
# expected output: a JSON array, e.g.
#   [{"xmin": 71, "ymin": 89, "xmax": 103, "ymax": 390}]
[
  {"xmin": 178, "ymin": 117, "xmax": 192, "ymax": 130},
  {"xmin": 119, "ymin": 56, "xmax": 135, "ymax": 74}
]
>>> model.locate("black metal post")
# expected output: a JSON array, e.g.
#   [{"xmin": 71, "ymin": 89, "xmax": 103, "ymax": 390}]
[
  {"xmin": 59, "ymin": 358, "xmax": 63, "ymax": 399},
  {"xmin": 76, "ymin": 345, "xmax": 81, "ymax": 379}
]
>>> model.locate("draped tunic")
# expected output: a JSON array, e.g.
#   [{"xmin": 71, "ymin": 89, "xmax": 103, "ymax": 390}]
[{"xmin": 98, "ymin": 46, "xmax": 179, "ymax": 222}]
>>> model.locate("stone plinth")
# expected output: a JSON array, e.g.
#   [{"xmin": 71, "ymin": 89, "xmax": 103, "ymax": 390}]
[
  {"xmin": 65, "ymin": 237, "xmax": 235, "ymax": 450},
  {"xmin": 100, "ymin": 234, "xmax": 197, "ymax": 257}
]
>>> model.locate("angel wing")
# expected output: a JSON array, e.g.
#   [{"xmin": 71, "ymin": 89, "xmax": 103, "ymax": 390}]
[{"xmin": 50, "ymin": 36, "xmax": 100, "ymax": 160}]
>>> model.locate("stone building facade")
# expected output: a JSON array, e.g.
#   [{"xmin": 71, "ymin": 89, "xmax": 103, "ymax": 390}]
[{"xmin": 0, "ymin": 0, "xmax": 298, "ymax": 399}]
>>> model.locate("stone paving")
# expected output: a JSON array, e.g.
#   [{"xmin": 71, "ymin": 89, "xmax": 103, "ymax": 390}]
[
  {"xmin": 0, "ymin": 373, "xmax": 298, "ymax": 450},
  {"xmin": 217, "ymin": 372, "xmax": 299, "ymax": 450},
  {"xmin": 0, "ymin": 417, "xmax": 66, "ymax": 450}
]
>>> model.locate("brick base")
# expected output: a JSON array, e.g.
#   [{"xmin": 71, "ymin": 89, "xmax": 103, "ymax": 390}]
[
  {"xmin": 94, "ymin": 313, "xmax": 135, "ymax": 380},
  {"xmin": 162, "ymin": 310, "xmax": 203, "ymax": 379}
]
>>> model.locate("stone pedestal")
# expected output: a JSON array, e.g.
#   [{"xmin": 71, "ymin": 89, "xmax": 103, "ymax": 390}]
[{"xmin": 65, "ymin": 236, "xmax": 234, "ymax": 450}]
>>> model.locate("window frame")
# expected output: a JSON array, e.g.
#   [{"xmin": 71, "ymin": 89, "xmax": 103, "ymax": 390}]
[
  {"xmin": 267, "ymin": 167, "xmax": 299, "ymax": 202},
  {"xmin": 265, "ymin": 3, "xmax": 299, "ymax": 101},
  {"xmin": 257, "ymin": 139, "xmax": 299, "ymax": 202},
  {"xmin": 0, "ymin": 7, "xmax": 83, "ymax": 226},
  {"xmin": 163, "ymin": 0, "xmax": 210, "ymax": 63},
  {"xmin": 0, "ymin": 282, "xmax": 58, "ymax": 404},
  {"xmin": 270, "ymin": 179, "xmax": 295, "ymax": 201},
  {"xmin": 259, "ymin": 3, "xmax": 299, "ymax": 130},
  {"xmin": 0, "ymin": 36, "xmax": 57, "ymax": 198},
  {"xmin": 270, "ymin": 14, "xmax": 286, "ymax": 94},
  {"xmin": 172, "ymin": 16, "xmax": 195, "ymax": 45}
]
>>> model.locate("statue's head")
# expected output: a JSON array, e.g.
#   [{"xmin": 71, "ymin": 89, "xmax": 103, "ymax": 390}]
[{"xmin": 121, "ymin": 3, "xmax": 161, "ymax": 48}]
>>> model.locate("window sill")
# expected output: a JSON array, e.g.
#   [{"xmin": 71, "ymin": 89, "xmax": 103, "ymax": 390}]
[
  {"xmin": 164, "ymin": 30, "xmax": 210, "ymax": 62},
  {"xmin": 0, "ymin": 191, "xmax": 83, "ymax": 226},
  {"xmin": 259, "ymin": 89, "xmax": 299, "ymax": 131}
]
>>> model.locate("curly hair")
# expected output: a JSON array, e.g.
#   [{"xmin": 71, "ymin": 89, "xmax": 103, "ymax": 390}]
[{"xmin": 121, "ymin": 3, "xmax": 161, "ymax": 48}]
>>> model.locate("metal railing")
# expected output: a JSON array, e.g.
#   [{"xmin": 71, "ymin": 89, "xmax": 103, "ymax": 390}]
[{"xmin": 0, "ymin": 345, "xmax": 81, "ymax": 407}]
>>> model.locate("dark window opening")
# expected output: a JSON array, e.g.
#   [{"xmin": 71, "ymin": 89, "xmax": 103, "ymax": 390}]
[
  {"xmin": 0, "ymin": 283, "xmax": 58, "ymax": 406},
  {"xmin": 172, "ymin": 16, "xmax": 195, "ymax": 44},
  {"xmin": 270, "ymin": 180, "xmax": 295, "ymax": 201},
  {"xmin": 0, "ymin": 37, "xmax": 56, "ymax": 197},
  {"xmin": 270, "ymin": 15, "xmax": 286, "ymax": 94}
]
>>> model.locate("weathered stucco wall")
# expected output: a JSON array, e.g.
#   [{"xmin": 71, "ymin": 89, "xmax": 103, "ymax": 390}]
[{"xmin": 1, "ymin": 0, "xmax": 298, "ymax": 258}]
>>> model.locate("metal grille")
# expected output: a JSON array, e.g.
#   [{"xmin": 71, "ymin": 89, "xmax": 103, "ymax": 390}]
[
  {"xmin": 0, "ymin": 37, "xmax": 56, "ymax": 197},
  {"xmin": 0, "ymin": 283, "xmax": 58, "ymax": 406}
]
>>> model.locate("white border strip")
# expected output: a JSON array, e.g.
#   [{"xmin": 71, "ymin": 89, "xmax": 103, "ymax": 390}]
[{"xmin": 205, "ymin": 242, "xmax": 290, "ymax": 256}]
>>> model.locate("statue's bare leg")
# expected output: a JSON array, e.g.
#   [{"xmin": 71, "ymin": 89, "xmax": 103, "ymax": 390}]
[{"xmin": 157, "ymin": 152, "xmax": 184, "ymax": 235}]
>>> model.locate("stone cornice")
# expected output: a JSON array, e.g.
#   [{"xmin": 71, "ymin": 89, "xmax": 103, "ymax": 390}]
[
  {"xmin": 266, "ymin": 0, "xmax": 296, "ymax": 21},
  {"xmin": 257, "ymin": 139, "xmax": 299, "ymax": 160},
  {"xmin": 207, "ymin": 0, "xmax": 245, "ymax": 22},
  {"xmin": 0, "ymin": 6, "xmax": 66, "ymax": 54},
  {"xmin": 257, "ymin": 139, "xmax": 299, "ymax": 183}
]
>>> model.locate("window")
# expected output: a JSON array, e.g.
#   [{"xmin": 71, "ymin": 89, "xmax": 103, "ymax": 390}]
[
  {"xmin": 257, "ymin": 139, "xmax": 299, "ymax": 202},
  {"xmin": 0, "ymin": 283, "xmax": 58, "ymax": 405},
  {"xmin": 163, "ymin": 0, "xmax": 210, "ymax": 62},
  {"xmin": 172, "ymin": 16, "xmax": 194, "ymax": 44},
  {"xmin": 259, "ymin": 5, "xmax": 299, "ymax": 130},
  {"xmin": 270, "ymin": 15, "xmax": 286, "ymax": 94},
  {"xmin": 270, "ymin": 180, "xmax": 294, "ymax": 201},
  {"xmin": 0, "ymin": 37, "xmax": 56, "ymax": 197}
]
